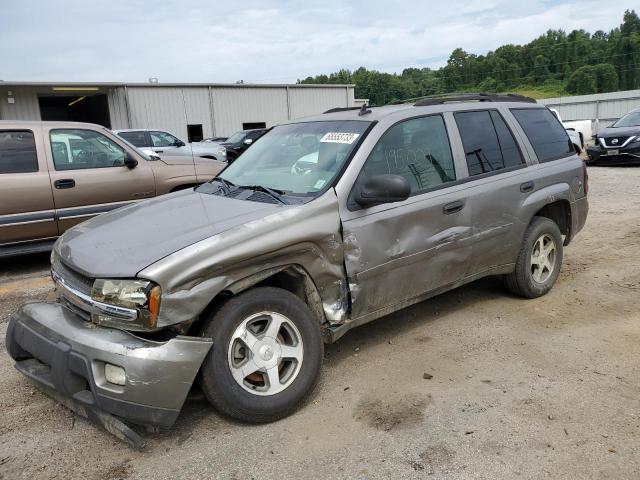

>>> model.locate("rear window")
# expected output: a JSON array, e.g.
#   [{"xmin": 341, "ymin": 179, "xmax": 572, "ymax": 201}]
[
  {"xmin": 118, "ymin": 131, "xmax": 149, "ymax": 147},
  {"xmin": 0, "ymin": 130, "xmax": 38, "ymax": 174},
  {"xmin": 511, "ymin": 108, "xmax": 572, "ymax": 162},
  {"xmin": 454, "ymin": 110, "xmax": 524, "ymax": 176}
]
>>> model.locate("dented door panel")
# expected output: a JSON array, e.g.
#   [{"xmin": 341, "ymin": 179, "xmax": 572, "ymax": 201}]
[{"xmin": 342, "ymin": 186, "xmax": 473, "ymax": 319}]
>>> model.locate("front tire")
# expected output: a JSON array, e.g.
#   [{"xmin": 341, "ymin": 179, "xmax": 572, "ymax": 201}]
[
  {"xmin": 200, "ymin": 287, "xmax": 323, "ymax": 423},
  {"xmin": 505, "ymin": 216, "xmax": 563, "ymax": 298}
]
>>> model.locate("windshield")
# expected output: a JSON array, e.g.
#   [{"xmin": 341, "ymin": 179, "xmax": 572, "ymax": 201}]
[
  {"xmin": 612, "ymin": 111, "xmax": 640, "ymax": 128},
  {"xmin": 217, "ymin": 120, "xmax": 370, "ymax": 199},
  {"xmin": 226, "ymin": 132, "xmax": 246, "ymax": 144}
]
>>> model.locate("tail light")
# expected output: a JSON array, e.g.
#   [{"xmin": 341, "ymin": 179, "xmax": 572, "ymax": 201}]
[{"xmin": 583, "ymin": 161, "xmax": 589, "ymax": 195}]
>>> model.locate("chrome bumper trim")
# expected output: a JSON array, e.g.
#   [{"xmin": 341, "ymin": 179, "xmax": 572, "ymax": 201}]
[{"xmin": 52, "ymin": 270, "xmax": 138, "ymax": 321}]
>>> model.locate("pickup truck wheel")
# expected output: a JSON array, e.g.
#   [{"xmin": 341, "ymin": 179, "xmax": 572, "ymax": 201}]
[
  {"xmin": 200, "ymin": 287, "xmax": 323, "ymax": 423},
  {"xmin": 505, "ymin": 216, "xmax": 563, "ymax": 298}
]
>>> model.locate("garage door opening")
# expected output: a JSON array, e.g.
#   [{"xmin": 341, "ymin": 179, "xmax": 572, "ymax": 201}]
[{"xmin": 38, "ymin": 94, "xmax": 111, "ymax": 128}]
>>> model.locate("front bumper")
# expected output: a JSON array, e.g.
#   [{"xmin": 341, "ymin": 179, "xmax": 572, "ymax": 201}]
[
  {"xmin": 586, "ymin": 143, "xmax": 640, "ymax": 165},
  {"xmin": 6, "ymin": 302, "xmax": 212, "ymax": 431}
]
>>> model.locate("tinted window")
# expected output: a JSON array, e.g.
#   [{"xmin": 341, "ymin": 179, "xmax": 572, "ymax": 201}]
[
  {"xmin": 0, "ymin": 130, "xmax": 38, "ymax": 174},
  {"xmin": 511, "ymin": 108, "xmax": 572, "ymax": 162},
  {"xmin": 118, "ymin": 131, "xmax": 149, "ymax": 147},
  {"xmin": 455, "ymin": 110, "xmax": 524, "ymax": 176},
  {"xmin": 359, "ymin": 115, "xmax": 455, "ymax": 194},
  {"xmin": 150, "ymin": 131, "xmax": 179, "ymax": 147},
  {"xmin": 50, "ymin": 129, "xmax": 126, "ymax": 170}
]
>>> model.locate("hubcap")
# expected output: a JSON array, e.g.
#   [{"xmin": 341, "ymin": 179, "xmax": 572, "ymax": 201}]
[
  {"xmin": 227, "ymin": 311, "xmax": 304, "ymax": 396},
  {"xmin": 530, "ymin": 233, "xmax": 556, "ymax": 283}
]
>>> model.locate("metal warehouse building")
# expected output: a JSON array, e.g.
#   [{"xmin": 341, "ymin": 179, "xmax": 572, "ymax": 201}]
[
  {"xmin": 0, "ymin": 82, "xmax": 356, "ymax": 141},
  {"xmin": 540, "ymin": 89, "xmax": 640, "ymax": 130}
]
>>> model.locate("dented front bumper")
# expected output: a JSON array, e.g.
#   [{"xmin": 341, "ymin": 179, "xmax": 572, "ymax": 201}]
[{"xmin": 6, "ymin": 302, "xmax": 212, "ymax": 431}]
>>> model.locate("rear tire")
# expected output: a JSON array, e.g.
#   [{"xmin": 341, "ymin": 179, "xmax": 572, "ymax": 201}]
[
  {"xmin": 505, "ymin": 216, "xmax": 563, "ymax": 298},
  {"xmin": 200, "ymin": 287, "xmax": 323, "ymax": 423}
]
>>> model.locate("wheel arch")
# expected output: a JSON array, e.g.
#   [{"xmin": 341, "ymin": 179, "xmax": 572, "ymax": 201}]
[
  {"xmin": 191, "ymin": 265, "xmax": 328, "ymax": 336},
  {"xmin": 531, "ymin": 199, "xmax": 572, "ymax": 245}
]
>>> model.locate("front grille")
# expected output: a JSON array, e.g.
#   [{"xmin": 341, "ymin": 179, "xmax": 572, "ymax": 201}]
[
  {"xmin": 602, "ymin": 136, "xmax": 631, "ymax": 148},
  {"xmin": 52, "ymin": 258, "xmax": 94, "ymax": 296}
]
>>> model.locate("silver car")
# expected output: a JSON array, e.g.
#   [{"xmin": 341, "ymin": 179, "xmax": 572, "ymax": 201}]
[
  {"xmin": 7, "ymin": 94, "xmax": 588, "ymax": 446},
  {"xmin": 114, "ymin": 129, "xmax": 226, "ymax": 161}
]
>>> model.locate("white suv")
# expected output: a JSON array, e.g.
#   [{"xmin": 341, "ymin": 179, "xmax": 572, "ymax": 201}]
[{"xmin": 114, "ymin": 129, "xmax": 226, "ymax": 161}]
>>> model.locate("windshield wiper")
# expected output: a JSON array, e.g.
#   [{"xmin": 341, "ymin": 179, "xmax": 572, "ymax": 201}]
[
  {"xmin": 210, "ymin": 177, "xmax": 235, "ymax": 194},
  {"xmin": 235, "ymin": 184, "xmax": 287, "ymax": 204}
]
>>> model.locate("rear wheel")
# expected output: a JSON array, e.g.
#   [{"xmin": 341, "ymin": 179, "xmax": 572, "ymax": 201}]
[
  {"xmin": 505, "ymin": 216, "xmax": 563, "ymax": 298},
  {"xmin": 200, "ymin": 287, "xmax": 323, "ymax": 423}
]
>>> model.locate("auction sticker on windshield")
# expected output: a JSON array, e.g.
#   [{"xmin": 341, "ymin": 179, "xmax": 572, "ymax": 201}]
[{"xmin": 320, "ymin": 132, "xmax": 360, "ymax": 144}]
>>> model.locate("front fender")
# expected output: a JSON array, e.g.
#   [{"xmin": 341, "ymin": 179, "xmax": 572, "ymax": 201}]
[{"xmin": 139, "ymin": 190, "xmax": 347, "ymax": 328}]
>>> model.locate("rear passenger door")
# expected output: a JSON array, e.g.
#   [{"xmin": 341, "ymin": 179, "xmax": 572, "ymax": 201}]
[
  {"xmin": 45, "ymin": 127, "xmax": 156, "ymax": 233},
  {"xmin": 451, "ymin": 109, "xmax": 533, "ymax": 274},
  {"xmin": 0, "ymin": 127, "xmax": 57, "ymax": 246},
  {"xmin": 342, "ymin": 115, "xmax": 473, "ymax": 319}
]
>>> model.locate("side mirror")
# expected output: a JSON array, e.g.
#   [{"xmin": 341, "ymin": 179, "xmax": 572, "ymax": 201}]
[
  {"xmin": 174, "ymin": 140, "xmax": 186, "ymax": 147},
  {"xmin": 124, "ymin": 153, "xmax": 138, "ymax": 169},
  {"xmin": 243, "ymin": 138, "xmax": 253, "ymax": 146},
  {"xmin": 355, "ymin": 174, "xmax": 410, "ymax": 208}
]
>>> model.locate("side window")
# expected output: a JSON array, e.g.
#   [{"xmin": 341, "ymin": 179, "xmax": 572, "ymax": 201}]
[
  {"xmin": 511, "ymin": 108, "xmax": 572, "ymax": 162},
  {"xmin": 150, "ymin": 131, "xmax": 179, "ymax": 147},
  {"xmin": 454, "ymin": 110, "xmax": 524, "ymax": 176},
  {"xmin": 0, "ymin": 130, "xmax": 38, "ymax": 174},
  {"xmin": 50, "ymin": 129, "xmax": 126, "ymax": 170},
  {"xmin": 118, "ymin": 131, "xmax": 149, "ymax": 148},
  {"xmin": 359, "ymin": 115, "xmax": 456, "ymax": 195}
]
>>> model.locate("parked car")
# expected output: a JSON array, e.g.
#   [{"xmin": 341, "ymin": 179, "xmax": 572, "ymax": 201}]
[
  {"xmin": 586, "ymin": 107, "xmax": 640, "ymax": 165},
  {"xmin": 549, "ymin": 108, "xmax": 587, "ymax": 154},
  {"xmin": 7, "ymin": 95, "xmax": 588, "ymax": 445},
  {"xmin": 0, "ymin": 121, "xmax": 225, "ymax": 257},
  {"xmin": 200, "ymin": 136, "xmax": 228, "ymax": 143},
  {"xmin": 114, "ymin": 129, "xmax": 227, "ymax": 162},
  {"xmin": 220, "ymin": 128, "xmax": 268, "ymax": 162}
]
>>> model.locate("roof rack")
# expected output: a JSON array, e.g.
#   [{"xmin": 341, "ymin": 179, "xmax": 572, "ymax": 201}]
[
  {"xmin": 413, "ymin": 92, "xmax": 536, "ymax": 106},
  {"xmin": 323, "ymin": 106, "xmax": 362, "ymax": 114}
]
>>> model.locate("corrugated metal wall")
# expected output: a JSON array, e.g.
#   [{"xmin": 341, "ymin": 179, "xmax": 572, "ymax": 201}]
[
  {"xmin": 107, "ymin": 87, "xmax": 129, "ymax": 129},
  {"xmin": 288, "ymin": 86, "xmax": 352, "ymax": 120},
  {"xmin": 0, "ymin": 83, "xmax": 355, "ymax": 139},
  {"xmin": 540, "ymin": 89, "xmax": 640, "ymax": 129},
  {"xmin": 0, "ymin": 87, "xmax": 41, "ymax": 121},
  {"xmin": 210, "ymin": 87, "xmax": 289, "ymax": 137}
]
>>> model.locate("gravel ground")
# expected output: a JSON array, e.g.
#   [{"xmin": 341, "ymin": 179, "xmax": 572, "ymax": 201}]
[{"xmin": 1, "ymin": 166, "xmax": 639, "ymax": 480}]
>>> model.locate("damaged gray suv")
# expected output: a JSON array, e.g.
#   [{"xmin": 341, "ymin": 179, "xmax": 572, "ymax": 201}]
[{"xmin": 7, "ymin": 94, "xmax": 588, "ymax": 443}]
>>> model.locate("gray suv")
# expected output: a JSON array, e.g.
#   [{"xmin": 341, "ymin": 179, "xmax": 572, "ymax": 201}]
[{"xmin": 7, "ymin": 94, "xmax": 588, "ymax": 444}]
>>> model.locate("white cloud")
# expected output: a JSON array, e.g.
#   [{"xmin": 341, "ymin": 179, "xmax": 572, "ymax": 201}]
[{"xmin": 0, "ymin": 0, "xmax": 636, "ymax": 83}]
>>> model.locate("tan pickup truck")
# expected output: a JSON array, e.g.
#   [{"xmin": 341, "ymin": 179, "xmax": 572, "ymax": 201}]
[{"xmin": 0, "ymin": 121, "xmax": 226, "ymax": 257}]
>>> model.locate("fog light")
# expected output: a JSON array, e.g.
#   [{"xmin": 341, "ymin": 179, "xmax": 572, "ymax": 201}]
[{"xmin": 105, "ymin": 364, "xmax": 126, "ymax": 386}]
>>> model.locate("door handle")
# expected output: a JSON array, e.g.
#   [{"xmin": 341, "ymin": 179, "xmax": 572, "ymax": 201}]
[
  {"xmin": 156, "ymin": 149, "xmax": 163, "ymax": 153},
  {"xmin": 520, "ymin": 181, "xmax": 535, "ymax": 193},
  {"xmin": 54, "ymin": 179, "xmax": 75, "ymax": 189},
  {"xmin": 443, "ymin": 200, "xmax": 464, "ymax": 214}
]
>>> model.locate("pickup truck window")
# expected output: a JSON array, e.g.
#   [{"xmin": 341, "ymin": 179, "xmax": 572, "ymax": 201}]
[
  {"xmin": 455, "ymin": 110, "xmax": 524, "ymax": 176},
  {"xmin": 511, "ymin": 108, "xmax": 572, "ymax": 163},
  {"xmin": 50, "ymin": 129, "xmax": 127, "ymax": 170},
  {"xmin": 358, "ymin": 115, "xmax": 456, "ymax": 194},
  {"xmin": 0, "ymin": 130, "xmax": 38, "ymax": 174},
  {"xmin": 151, "ymin": 131, "xmax": 180, "ymax": 147},
  {"xmin": 118, "ymin": 131, "xmax": 149, "ymax": 148}
]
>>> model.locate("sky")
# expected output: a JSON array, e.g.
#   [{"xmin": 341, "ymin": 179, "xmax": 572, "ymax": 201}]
[{"xmin": 0, "ymin": 0, "xmax": 637, "ymax": 84}]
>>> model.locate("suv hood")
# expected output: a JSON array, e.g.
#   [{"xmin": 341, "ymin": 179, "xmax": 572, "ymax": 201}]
[
  {"xmin": 597, "ymin": 125, "xmax": 640, "ymax": 138},
  {"xmin": 56, "ymin": 190, "xmax": 283, "ymax": 278}
]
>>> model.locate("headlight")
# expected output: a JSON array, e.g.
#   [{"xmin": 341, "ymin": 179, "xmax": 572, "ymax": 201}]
[
  {"xmin": 91, "ymin": 279, "xmax": 161, "ymax": 329},
  {"xmin": 217, "ymin": 147, "xmax": 227, "ymax": 157}
]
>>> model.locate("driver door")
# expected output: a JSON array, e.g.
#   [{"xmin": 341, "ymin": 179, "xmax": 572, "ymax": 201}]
[
  {"xmin": 150, "ymin": 131, "xmax": 189, "ymax": 157},
  {"xmin": 45, "ymin": 127, "xmax": 156, "ymax": 233},
  {"xmin": 341, "ymin": 115, "xmax": 473, "ymax": 319}
]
